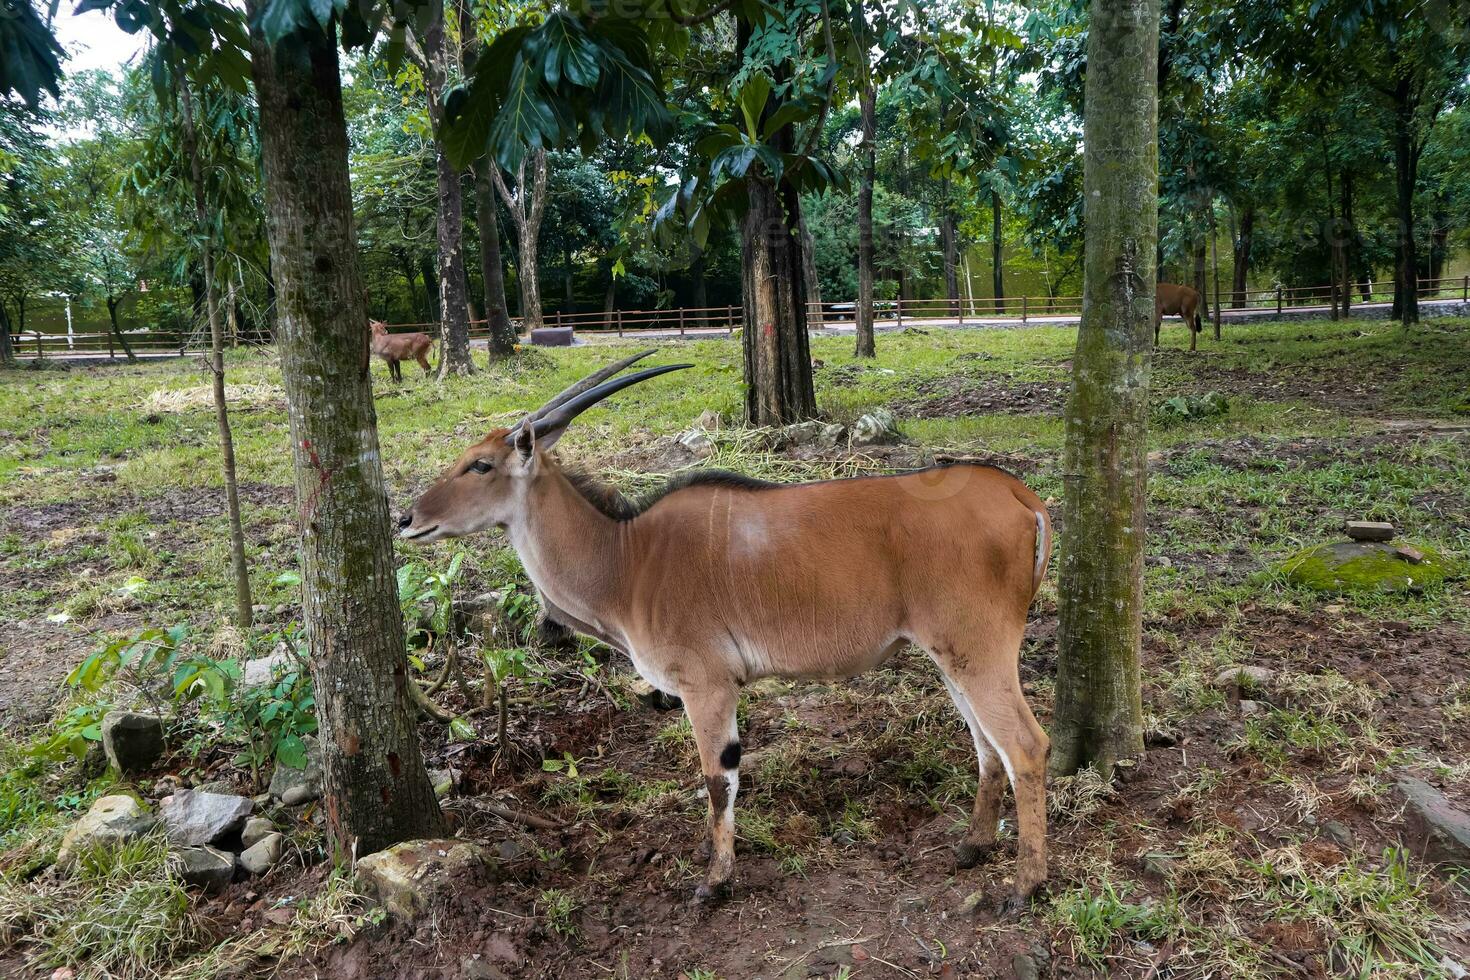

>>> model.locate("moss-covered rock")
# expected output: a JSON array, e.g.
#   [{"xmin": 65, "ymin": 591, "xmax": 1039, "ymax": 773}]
[{"xmin": 1280, "ymin": 540, "xmax": 1457, "ymax": 594}]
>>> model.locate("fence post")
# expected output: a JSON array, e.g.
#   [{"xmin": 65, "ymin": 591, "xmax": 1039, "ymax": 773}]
[
  {"xmin": 957, "ymin": 298, "xmax": 965, "ymax": 326},
  {"xmin": 1463, "ymin": 275, "xmax": 1467, "ymax": 303},
  {"xmin": 679, "ymin": 308, "xmax": 686, "ymax": 336},
  {"xmin": 616, "ymin": 309, "xmax": 623, "ymax": 338},
  {"xmin": 730, "ymin": 304, "xmax": 737, "ymax": 335},
  {"xmin": 1022, "ymin": 295, "xmax": 1028, "ymax": 324},
  {"xmin": 108, "ymin": 329, "xmax": 115, "ymax": 360},
  {"xmin": 896, "ymin": 298, "xmax": 903, "ymax": 328},
  {"xmin": 1276, "ymin": 287, "xmax": 1283, "ymax": 315}
]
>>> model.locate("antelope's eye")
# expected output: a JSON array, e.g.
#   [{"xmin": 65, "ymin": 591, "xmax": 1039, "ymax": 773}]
[{"xmin": 468, "ymin": 459, "xmax": 493, "ymax": 475}]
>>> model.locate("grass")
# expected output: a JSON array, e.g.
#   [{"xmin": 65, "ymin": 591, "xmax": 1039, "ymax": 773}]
[{"xmin": 1, "ymin": 317, "xmax": 1468, "ymax": 976}]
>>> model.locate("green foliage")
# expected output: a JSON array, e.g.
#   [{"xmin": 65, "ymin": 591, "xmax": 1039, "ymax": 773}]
[
  {"xmin": 1279, "ymin": 541, "xmax": 1457, "ymax": 594},
  {"xmin": 398, "ymin": 551, "xmax": 464, "ymax": 650},
  {"xmin": 1048, "ymin": 880, "xmax": 1182, "ymax": 968},
  {"xmin": 1153, "ymin": 391, "xmax": 1230, "ymax": 428}
]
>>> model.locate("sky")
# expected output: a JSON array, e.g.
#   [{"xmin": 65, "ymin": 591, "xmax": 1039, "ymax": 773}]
[{"xmin": 51, "ymin": 8, "xmax": 148, "ymax": 76}]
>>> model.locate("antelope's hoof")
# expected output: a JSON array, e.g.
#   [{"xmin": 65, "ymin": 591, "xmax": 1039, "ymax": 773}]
[
  {"xmin": 955, "ymin": 840, "xmax": 996, "ymax": 870},
  {"xmin": 997, "ymin": 878, "xmax": 1047, "ymax": 918},
  {"xmin": 694, "ymin": 837, "xmax": 712, "ymax": 864},
  {"xmin": 694, "ymin": 879, "xmax": 729, "ymax": 902}
]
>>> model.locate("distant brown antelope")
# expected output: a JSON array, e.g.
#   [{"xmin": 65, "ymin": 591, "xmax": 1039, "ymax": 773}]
[
  {"xmin": 399, "ymin": 355, "xmax": 1052, "ymax": 909},
  {"xmin": 369, "ymin": 319, "xmax": 434, "ymax": 381},
  {"xmin": 1155, "ymin": 282, "xmax": 1204, "ymax": 350}
]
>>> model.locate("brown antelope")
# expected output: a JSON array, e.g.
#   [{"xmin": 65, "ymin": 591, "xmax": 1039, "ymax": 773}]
[
  {"xmin": 370, "ymin": 319, "xmax": 435, "ymax": 381},
  {"xmin": 1155, "ymin": 282, "xmax": 1204, "ymax": 350},
  {"xmin": 398, "ymin": 355, "xmax": 1052, "ymax": 908}
]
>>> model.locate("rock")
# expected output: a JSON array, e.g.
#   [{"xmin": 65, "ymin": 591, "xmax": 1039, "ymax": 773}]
[
  {"xmin": 57, "ymin": 795, "xmax": 159, "ymax": 867},
  {"xmin": 100, "ymin": 711, "xmax": 165, "ymax": 773},
  {"xmin": 160, "ymin": 789, "xmax": 252, "ymax": 847},
  {"xmin": 1322, "ymin": 820, "xmax": 1354, "ymax": 849},
  {"xmin": 780, "ymin": 420, "xmax": 825, "ymax": 446},
  {"xmin": 461, "ymin": 957, "xmax": 509, "ymax": 980},
  {"xmin": 269, "ymin": 736, "xmax": 323, "ymax": 805},
  {"xmin": 1212, "ymin": 665, "xmax": 1275, "ymax": 690},
  {"xmin": 694, "ymin": 409, "xmax": 722, "ymax": 431},
  {"xmin": 194, "ymin": 779, "xmax": 235, "ymax": 795},
  {"xmin": 675, "ymin": 428, "xmax": 715, "ymax": 459},
  {"xmin": 850, "ymin": 408, "xmax": 900, "ymax": 447},
  {"xmin": 1344, "ymin": 520, "xmax": 1395, "ymax": 542},
  {"xmin": 1140, "ymin": 852, "xmax": 1176, "ymax": 878},
  {"xmin": 241, "ymin": 816, "xmax": 276, "ymax": 850},
  {"xmin": 1239, "ymin": 699, "xmax": 1267, "ymax": 717},
  {"xmin": 242, "ymin": 650, "xmax": 294, "ymax": 688},
  {"xmin": 239, "ymin": 833, "xmax": 286, "ymax": 875},
  {"xmin": 429, "ymin": 768, "xmax": 455, "ymax": 799},
  {"xmin": 1280, "ymin": 540, "xmax": 1455, "ymax": 594},
  {"xmin": 817, "ymin": 423, "xmax": 847, "ymax": 449},
  {"xmin": 171, "ymin": 845, "xmax": 235, "ymax": 893},
  {"xmin": 1013, "ymin": 953, "xmax": 1041, "ymax": 980},
  {"xmin": 356, "ymin": 840, "xmax": 496, "ymax": 921},
  {"xmin": 454, "ymin": 591, "xmax": 505, "ymax": 636},
  {"xmin": 1398, "ymin": 777, "xmax": 1470, "ymax": 867},
  {"xmin": 1439, "ymin": 956, "xmax": 1468, "ymax": 980}
]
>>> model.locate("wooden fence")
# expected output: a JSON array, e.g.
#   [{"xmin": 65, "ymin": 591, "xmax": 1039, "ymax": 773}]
[{"xmin": 10, "ymin": 275, "xmax": 1469, "ymax": 359}]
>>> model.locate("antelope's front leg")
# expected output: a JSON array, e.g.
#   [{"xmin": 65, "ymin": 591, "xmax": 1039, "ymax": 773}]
[{"xmin": 683, "ymin": 682, "xmax": 740, "ymax": 900}]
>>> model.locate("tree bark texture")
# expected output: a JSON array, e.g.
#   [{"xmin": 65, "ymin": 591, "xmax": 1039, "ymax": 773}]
[
  {"xmin": 246, "ymin": 12, "xmax": 446, "ymax": 857},
  {"xmin": 1391, "ymin": 79, "xmax": 1419, "ymax": 324},
  {"xmin": 741, "ymin": 173, "xmax": 816, "ymax": 425},
  {"xmin": 422, "ymin": 4, "xmax": 474, "ymax": 377},
  {"xmin": 991, "ymin": 189, "xmax": 1005, "ymax": 313},
  {"xmin": 854, "ymin": 79, "xmax": 877, "ymax": 358},
  {"xmin": 1050, "ymin": 0, "xmax": 1158, "ymax": 778},
  {"xmin": 492, "ymin": 150, "xmax": 547, "ymax": 334},
  {"xmin": 473, "ymin": 159, "xmax": 517, "ymax": 357},
  {"xmin": 181, "ymin": 81, "xmax": 253, "ymax": 629},
  {"xmin": 1231, "ymin": 205, "xmax": 1252, "ymax": 308}
]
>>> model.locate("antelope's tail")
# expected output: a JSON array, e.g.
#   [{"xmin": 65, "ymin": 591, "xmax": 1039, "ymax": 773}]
[{"xmin": 1032, "ymin": 508, "xmax": 1051, "ymax": 597}]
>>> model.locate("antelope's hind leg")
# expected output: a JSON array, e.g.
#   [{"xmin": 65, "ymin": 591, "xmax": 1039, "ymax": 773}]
[
  {"xmin": 929, "ymin": 640, "xmax": 1049, "ymax": 910},
  {"xmin": 939, "ymin": 675, "xmax": 1007, "ymax": 869},
  {"xmin": 681, "ymin": 680, "xmax": 741, "ymax": 900}
]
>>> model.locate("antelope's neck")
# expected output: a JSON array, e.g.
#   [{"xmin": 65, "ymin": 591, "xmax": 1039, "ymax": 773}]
[{"xmin": 508, "ymin": 469, "xmax": 631, "ymax": 646}]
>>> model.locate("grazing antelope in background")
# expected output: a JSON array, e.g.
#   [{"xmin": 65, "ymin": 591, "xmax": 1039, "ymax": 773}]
[
  {"xmin": 370, "ymin": 319, "xmax": 435, "ymax": 381},
  {"xmin": 1155, "ymin": 282, "xmax": 1204, "ymax": 351},
  {"xmin": 399, "ymin": 353, "xmax": 1053, "ymax": 908}
]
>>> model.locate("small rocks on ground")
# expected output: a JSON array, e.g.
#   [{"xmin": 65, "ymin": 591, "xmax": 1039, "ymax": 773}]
[
  {"xmin": 241, "ymin": 816, "xmax": 276, "ymax": 850},
  {"xmin": 242, "ymin": 650, "xmax": 295, "ymax": 688},
  {"xmin": 100, "ymin": 711, "xmax": 165, "ymax": 773},
  {"xmin": 1212, "ymin": 665, "xmax": 1275, "ymax": 690},
  {"xmin": 694, "ymin": 409, "xmax": 722, "ymax": 430},
  {"xmin": 1344, "ymin": 520, "xmax": 1395, "ymax": 542},
  {"xmin": 160, "ymin": 788, "xmax": 252, "ymax": 847},
  {"xmin": 239, "ymin": 832, "xmax": 286, "ymax": 875},
  {"xmin": 1397, "ymin": 776, "xmax": 1470, "ymax": 867},
  {"xmin": 676, "ymin": 428, "xmax": 715, "ymax": 459},
  {"xmin": 1013, "ymin": 953, "xmax": 1041, "ymax": 980},
  {"xmin": 57, "ymin": 795, "xmax": 159, "ymax": 867},
  {"xmin": 268, "ymin": 736, "xmax": 323, "ymax": 805},
  {"xmin": 356, "ymin": 839, "xmax": 496, "ymax": 921},
  {"xmin": 850, "ymin": 408, "xmax": 900, "ymax": 447},
  {"xmin": 1239, "ymin": 699, "xmax": 1267, "ymax": 717},
  {"xmin": 171, "ymin": 845, "xmax": 235, "ymax": 893}
]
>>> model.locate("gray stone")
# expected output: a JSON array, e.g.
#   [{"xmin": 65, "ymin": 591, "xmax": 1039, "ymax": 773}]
[
  {"xmin": 100, "ymin": 711, "xmax": 165, "ymax": 773},
  {"xmin": 780, "ymin": 420, "xmax": 825, "ymax": 446},
  {"xmin": 694, "ymin": 409, "xmax": 722, "ymax": 431},
  {"xmin": 676, "ymin": 428, "xmax": 714, "ymax": 459},
  {"xmin": 1013, "ymin": 953, "xmax": 1041, "ymax": 980},
  {"xmin": 172, "ymin": 845, "xmax": 235, "ymax": 893},
  {"xmin": 241, "ymin": 816, "xmax": 276, "ymax": 850},
  {"xmin": 1239, "ymin": 699, "xmax": 1267, "ymax": 718},
  {"xmin": 1323, "ymin": 820, "xmax": 1354, "ymax": 849},
  {"xmin": 1212, "ymin": 665, "xmax": 1275, "ymax": 690},
  {"xmin": 1344, "ymin": 520, "xmax": 1395, "ymax": 542},
  {"xmin": 1141, "ymin": 852, "xmax": 1176, "ymax": 878},
  {"xmin": 429, "ymin": 768, "xmax": 455, "ymax": 799},
  {"xmin": 1398, "ymin": 777, "xmax": 1470, "ymax": 867},
  {"xmin": 242, "ymin": 650, "xmax": 294, "ymax": 688},
  {"xmin": 356, "ymin": 839, "xmax": 496, "ymax": 921},
  {"xmin": 239, "ymin": 832, "xmax": 286, "ymax": 875},
  {"xmin": 160, "ymin": 789, "xmax": 252, "ymax": 847},
  {"xmin": 817, "ymin": 423, "xmax": 847, "ymax": 449},
  {"xmin": 269, "ymin": 736, "xmax": 323, "ymax": 805},
  {"xmin": 850, "ymin": 409, "xmax": 900, "ymax": 447},
  {"xmin": 194, "ymin": 779, "xmax": 235, "ymax": 795},
  {"xmin": 461, "ymin": 956, "xmax": 510, "ymax": 980},
  {"xmin": 57, "ymin": 795, "xmax": 159, "ymax": 868}
]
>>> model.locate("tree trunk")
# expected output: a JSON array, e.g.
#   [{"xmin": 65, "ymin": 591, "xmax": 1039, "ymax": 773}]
[
  {"xmin": 491, "ymin": 150, "xmax": 548, "ymax": 334},
  {"xmin": 1339, "ymin": 171, "xmax": 1354, "ymax": 316},
  {"xmin": 563, "ymin": 246, "xmax": 575, "ymax": 309},
  {"xmin": 690, "ymin": 245, "xmax": 708, "ymax": 312},
  {"xmin": 1191, "ymin": 237, "xmax": 1208, "ymax": 322},
  {"xmin": 941, "ymin": 208, "xmax": 961, "ymax": 317},
  {"xmin": 181, "ymin": 82, "xmax": 253, "ymax": 629},
  {"xmin": 991, "ymin": 189, "xmax": 1005, "ymax": 313},
  {"xmin": 741, "ymin": 173, "xmax": 816, "ymax": 425},
  {"xmin": 1050, "ymin": 0, "xmax": 1157, "ymax": 779},
  {"xmin": 1390, "ymin": 81, "xmax": 1419, "ymax": 325},
  {"xmin": 246, "ymin": 9, "xmax": 446, "ymax": 857},
  {"xmin": 0, "ymin": 301, "xmax": 15, "ymax": 367},
  {"xmin": 1209, "ymin": 201, "xmax": 1221, "ymax": 339},
  {"xmin": 854, "ymin": 78, "xmax": 877, "ymax": 358},
  {"xmin": 106, "ymin": 296, "xmax": 137, "ymax": 361},
  {"xmin": 419, "ymin": 254, "xmax": 440, "ymax": 323},
  {"xmin": 1231, "ymin": 205, "xmax": 1253, "ymax": 307},
  {"xmin": 472, "ymin": 160, "xmax": 517, "ymax": 357},
  {"xmin": 422, "ymin": 4, "xmax": 474, "ymax": 377},
  {"xmin": 399, "ymin": 252, "xmax": 424, "ymax": 321},
  {"xmin": 798, "ymin": 210, "xmax": 822, "ymax": 323}
]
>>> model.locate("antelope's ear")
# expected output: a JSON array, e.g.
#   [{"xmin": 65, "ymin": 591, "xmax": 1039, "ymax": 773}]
[{"xmin": 514, "ymin": 424, "xmax": 535, "ymax": 462}]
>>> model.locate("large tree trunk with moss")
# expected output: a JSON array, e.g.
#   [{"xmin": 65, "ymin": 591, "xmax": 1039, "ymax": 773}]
[
  {"xmin": 247, "ymin": 11, "xmax": 447, "ymax": 857},
  {"xmin": 798, "ymin": 210, "xmax": 822, "ymax": 322},
  {"xmin": 473, "ymin": 160, "xmax": 517, "ymax": 357},
  {"xmin": 854, "ymin": 79, "xmax": 877, "ymax": 358},
  {"xmin": 422, "ymin": 4, "xmax": 474, "ymax": 377},
  {"xmin": 1050, "ymin": 0, "xmax": 1157, "ymax": 778},
  {"xmin": 181, "ymin": 82, "xmax": 253, "ymax": 629},
  {"xmin": 741, "ymin": 172, "xmax": 816, "ymax": 425}
]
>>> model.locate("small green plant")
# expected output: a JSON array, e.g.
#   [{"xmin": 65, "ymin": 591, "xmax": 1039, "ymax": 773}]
[
  {"xmin": 1048, "ymin": 879, "xmax": 1181, "ymax": 969},
  {"xmin": 1154, "ymin": 391, "xmax": 1229, "ymax": 428},
  {"xmin": 537, "ymin": 888, "xmax": 579, "ymax": 938}
]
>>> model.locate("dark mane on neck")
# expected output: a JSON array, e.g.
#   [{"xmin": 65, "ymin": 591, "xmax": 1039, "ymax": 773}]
[{"xmin": 563, "ymin": 468, "xmax": 779, "ymax": 523}]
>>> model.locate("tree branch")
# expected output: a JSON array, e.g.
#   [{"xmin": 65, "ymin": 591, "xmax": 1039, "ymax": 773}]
[{"xmin": 664, "ymin": 0, "xmax": 734, "ymax": 28}]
